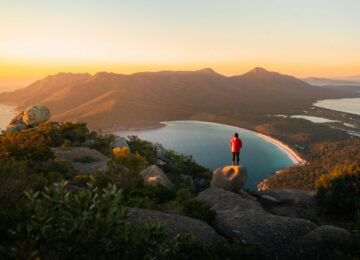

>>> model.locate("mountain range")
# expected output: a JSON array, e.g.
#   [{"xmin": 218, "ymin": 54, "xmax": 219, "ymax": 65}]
[
  {"xmin": 302, "ymin": 77, "xmax": 360, "ymax": 86},
  {"xmin": 0, "ymin": 67, "xmax": 354, "ymax": 131}
]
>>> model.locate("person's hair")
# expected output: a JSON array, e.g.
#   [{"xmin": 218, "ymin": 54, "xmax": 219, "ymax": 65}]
[{"xmin": 234, "ymin": 133, "xmax": 238, "ymax": 137}]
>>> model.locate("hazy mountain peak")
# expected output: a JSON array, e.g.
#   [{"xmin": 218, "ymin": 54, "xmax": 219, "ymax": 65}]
[
  {"xmin": 248, "ymin": 67, "xmax": 268, "ymax": 73},
  {"xmin": 43, "ymin": 72, "xmax": 91, "ymax": 81},
  {"xmin": 197, "ymin": 68, "xmax": 217, "ymax": 74}
]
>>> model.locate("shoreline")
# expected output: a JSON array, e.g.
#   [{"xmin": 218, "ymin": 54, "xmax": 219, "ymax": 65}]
[{"xmin": 161, "ymin": 120, "xmax": 306, "ymax": 166}]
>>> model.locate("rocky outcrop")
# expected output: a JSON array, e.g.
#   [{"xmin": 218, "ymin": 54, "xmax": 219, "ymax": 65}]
[
  {"xmin": 6, "ymin": 105, "xmax": 51, "ymax": 133},
  {"xmin": 127, "ymin": 208, "xmax": 219, "ymax": 244},
  {"xmin": 52, "ymin": 147, "xmax": 108, "ymax": 174},
  {"xmin": 152, "ymin": 143, "xmax": 168, "ymax": 165},
  {"xmin": 256, "ymin": 189, "xmax": 317, "ymax": 217},
  {"xmin": 140, "ymin": 165, "xmax": 173, "ymax": 187},
  {"xmin": 210, "ymin": 166, "xmax": 247, "ymax": 192},
  {"xmin": 289, "ymin": 225, "xmax": 350, "ymax": 259},
  {"xmin": 23, "ymin": 105, "xmax": 50, "ymax": 127},
  {"xmin": 196, "ymin": 187, "xmax": 317, "ymax": 258}
]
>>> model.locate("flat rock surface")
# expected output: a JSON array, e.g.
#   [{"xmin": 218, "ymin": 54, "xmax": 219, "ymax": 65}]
[
  {"xmin": 127, "ymin": 207, "xmax": 219, "ymax": 243},
  {"xmin": 52, "ymin": 147, "xmax": 108, "ymax": 175},
  {"xmin": 256, "ymin": 189, "xmax": 317, "ymax": 218}
]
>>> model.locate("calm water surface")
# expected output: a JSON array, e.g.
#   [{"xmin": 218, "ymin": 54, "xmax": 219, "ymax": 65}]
[
  {"xmin": 114, "ymin": 121, "xmax": 294, "ymax": 190},
  {"xmin": 0, "ymin": 104, "xmax": 15, "ymax": 132},
  {"xmin": 314, "ymin": 98, "xmax": 360, "ymax": 115}
]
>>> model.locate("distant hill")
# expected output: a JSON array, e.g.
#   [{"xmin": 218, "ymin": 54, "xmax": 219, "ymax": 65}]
[
  {"xmin": 0, "ymin": 68, "xmax": 353, "ymax": 130},
  {"xmin": 303, "ymin": 77, "xmax": 360, "ymax": 86}
]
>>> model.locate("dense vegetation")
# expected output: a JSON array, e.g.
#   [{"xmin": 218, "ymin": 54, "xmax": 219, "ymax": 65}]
[
  {"xmin": 316, "ymin": 164, "xmax": 360, "ymax": 217},
  {"xmin": 264, "ymin": 138, "xmax": 360, "ymax": 190},
  {"xmin": 0, "ymin": 122, "xmax": 255, "ymax": 259}
]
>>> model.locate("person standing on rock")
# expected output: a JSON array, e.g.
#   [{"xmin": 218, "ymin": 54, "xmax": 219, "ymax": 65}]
[{"xmin": 230, "ymin": 133, "xmax": 242, "ymax": 165}]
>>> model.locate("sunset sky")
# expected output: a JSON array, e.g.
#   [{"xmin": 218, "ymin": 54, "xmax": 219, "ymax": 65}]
[{"xmin": 1, "ymin": 0, "xmax": 359, "ymax": 89}]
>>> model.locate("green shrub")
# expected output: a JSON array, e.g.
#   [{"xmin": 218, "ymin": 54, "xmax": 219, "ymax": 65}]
[
  {"xmin": 169, "ymin": 188, "xmax": 216, "ymax": 224},
  {"xmin": 6, "ymin": 182, "xmax": 168, "ymax": 259},
  {"xmin": 89, "ymin": 172, "xmax": 116, "ymax": 190},
  {"xmin": 127, "ymin": 135, "xmax": 157, "ymax": 164},
  {"xmin": 2, "ymin": 181, "xmax": 252, "ymax": 260},
  {"xmin": 316, "ymin": 164, "xmax": 360, "ymax": 216},
  {"xmin": 90, "ymin": 134, "xmax": 115, "ymax": 155},
  {"xmin": 182, "ymin": 199, "xmax": 216, "ymax": 224},
  {"xmin": 163, "ymin": 150, "xmax": 212, "ymax": 190},
  {"xmin": 126, "ymin": 184, "xmax": 177, "ymax": 209},
  {"xmin": 106, "ymin": 147, "xmax": 146, "ymax": 192}
]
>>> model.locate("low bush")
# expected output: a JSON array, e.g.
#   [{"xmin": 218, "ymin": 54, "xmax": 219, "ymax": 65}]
[
  {"xmin": 169, "ymin": 188, "xmax": 216, "ymax": 224},
  {"xmin": 2, "ymin": 181, "xmax": 255, "ymax": 260},
  {"xmin": 127, "ymin": 135, "xmax": 157, "ymax": 164}
]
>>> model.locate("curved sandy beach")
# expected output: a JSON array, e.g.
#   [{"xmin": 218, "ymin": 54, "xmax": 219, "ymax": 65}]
[{"xmin": 162, "ymin": 120, "xmax": 306, "ymax": 166}]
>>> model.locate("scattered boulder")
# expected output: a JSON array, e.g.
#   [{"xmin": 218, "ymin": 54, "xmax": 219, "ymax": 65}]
[
  {"xmin": 211, "ymin": 166, "xmax": 247, "ymax": 192},
  {"xmin": 111, "ymin": 136, "xmax": 130, "ymax": 150},
  {"xmin": 289, "ymin": 225, "xmax": 350, "ymax": 259},
  {"xmin": 152, "ymin": 143, "xmax": 168, "ymax": 162},
  {"xmin": 127, "ymin": 208, "xmax": 219, "ymax": 243},
  {"xmin": 256, "ymin": 189, "xmax": 317, "ymax": 218},
  {"xmin": 52, "ymin": 147, "xmax": 108, "ymax": 175},
  {"xmin": 140, "ymin": 165, "xmax": 173, "ymax": 187},
  {"xmin": 5, "ymin": 105, "xmax": 51, "ymax": 133},
  {"xmin": 196, "ymin": 187, "xmax": 317, "ymax": 258},
  {"xmin": 23, "ymin": 105, "xmax": 51, "ymax": 127}
]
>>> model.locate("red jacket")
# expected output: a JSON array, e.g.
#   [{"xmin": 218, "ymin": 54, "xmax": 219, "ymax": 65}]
[{"xmin": 230, "ymin": 137, "xmax": 242, "ymax": 153}]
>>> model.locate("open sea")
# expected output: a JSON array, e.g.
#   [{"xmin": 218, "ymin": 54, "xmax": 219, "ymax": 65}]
[
  {"xmin": 314, "ymin": 98, "xmax": 360, "ymax": 115},
  {"xmin": 0, "ymin": 104, "xmax": 15, "ymax": 132},
  {"xmin": 114, "ymin": 121, "xmax": 295, "ymax": 190}
]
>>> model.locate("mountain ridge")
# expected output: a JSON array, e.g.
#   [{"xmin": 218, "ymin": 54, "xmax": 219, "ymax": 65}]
[{"xmin": 0, "ymin": 68, "xmax": 353, "ymax": 130}]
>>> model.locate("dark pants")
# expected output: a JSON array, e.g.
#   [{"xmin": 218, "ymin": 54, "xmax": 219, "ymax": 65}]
[{"xmin": 232, "ymin": 152, "xmax": 240, "ymax": 165}]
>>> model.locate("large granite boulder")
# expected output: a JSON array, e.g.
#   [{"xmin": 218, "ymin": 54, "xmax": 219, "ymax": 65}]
[
  {"xmin": 127, "ymin": 208, "xmax": 219, "ymax": 244},
  {"xmin": 52, "ymin": 147, "xmax": 108, "ymax": 175},
  {"xmin": 256, "ymin": 189, "xmax": 317, "ymax": 218},
  {"xmin": 196, "ymin": 187, "xmax": 317, "ymax": 258},
  {"xmin": 5, "ymin": 105, "xmax": 51, "ymax": 133},
  {"xmin": 211, "ymin": 166, "xmax": 247, "ymax": 192},
  {"xmin": 289, "ymin": 225, "xmax": 350, "ymax": 259},
  {"xmin": 140, "ymin": 165, "xmax": 173, "ymax": 187},
  {"xmin": 23, "ymin": 105, "xmax": 51, "ymax": 127}
]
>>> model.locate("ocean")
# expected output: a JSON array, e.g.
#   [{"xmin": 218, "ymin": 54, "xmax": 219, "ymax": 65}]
[
  {"xmin": 114, "ymin": 121, "xmax": 295, "ymax": 190},
  {"xmin": 0, "ymin": 104, "xmax": 15, "ymax": 132},
  {"xmin": 314, "ymin": 98, "xmax": 360, "ymax": 116}
]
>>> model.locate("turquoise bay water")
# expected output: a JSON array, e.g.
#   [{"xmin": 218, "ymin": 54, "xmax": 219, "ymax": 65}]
[
  {"xmin": 114, "ymin": 121, "xmax": 294, "ymax": 190},
  {"xmin": 314, "ymin": 98, "xmax": 360, "ymax": 115}
]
